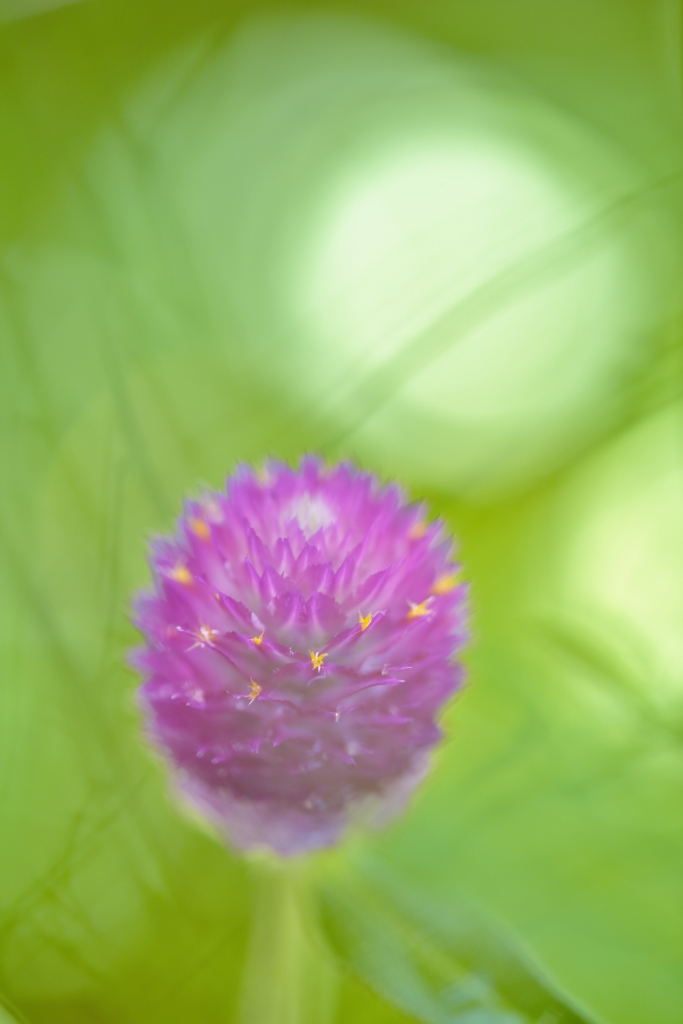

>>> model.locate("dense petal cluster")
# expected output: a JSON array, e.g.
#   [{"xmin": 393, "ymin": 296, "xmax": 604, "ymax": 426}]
[{"xmin": 132, "ymin": 459, "xmax": 467, "ymax": 855}]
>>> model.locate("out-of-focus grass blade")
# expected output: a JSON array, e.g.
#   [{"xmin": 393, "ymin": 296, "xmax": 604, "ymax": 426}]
[
  {"xmin": 317, "ymin": 859, "xmax": 598, "ymax": 1024},
  {"xmin": 30, "ymin": 10, "xmax": 679, "ymax": 501},
  {"xmin": 0, "ymin": 1001, "xmax": 23, "ymax": 1024},
  {"xmin": 0, "ymin": 0, "xmax": 83, "ymax": 23},
  {"xmin": 360, "ymin": 402, "xmax": 683, "ymax": 1024}
]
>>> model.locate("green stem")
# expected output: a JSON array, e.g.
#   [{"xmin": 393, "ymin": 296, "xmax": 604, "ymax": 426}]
[{"xmin": 239, "ymin": 858, "xmax": 339, "ymax": 1024}]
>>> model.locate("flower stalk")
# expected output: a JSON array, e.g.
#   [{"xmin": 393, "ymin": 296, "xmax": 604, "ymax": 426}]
[{"xmin": 239, "ymin": 858, "xmax": 339, "ymax": 1024}]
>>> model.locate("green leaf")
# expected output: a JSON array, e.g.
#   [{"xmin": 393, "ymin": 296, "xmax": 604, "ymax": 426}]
[
  {"xmin": 352, "ymin": 404, "xmax": 683, "ymax": 1024},
  {"xmin": 317, "ymin": 856, "xmax": 598, "ymax": 1024}
]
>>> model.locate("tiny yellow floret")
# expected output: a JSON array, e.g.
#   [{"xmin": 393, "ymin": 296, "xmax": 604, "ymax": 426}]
[
  {"xmin": 248, "ymin": 678, "xmax": 261, "ymax": 703},
  {"xmin": 170, "ymin": 565, "xmax": 192, "ymax": 586},
  {"xmin": 190, "ymin": 518, "xmax": 211, "ymax": 541},
  {"xmin": 251, "ymin": 631, "xmax": 264, "ymax": 645},
  {"xmin": 431, "ymin": 573, "xmax": 460, "ymax": 595},
  {"xmin": 310, "ymin": 651, "xmax": 328, "ymax": 672},
  {"xmin": 408, "ymin": 521, "xmax": 426, "ymax": 539},
  {"xmin": 197, "ymin": 625, "xmax": 218, "ymax": 645},
  {"xmin": 187, "ymin": 624, "xmax": 219, "ymax": 651},
  {"xmin": 358, "ymin": 611, "xmax": 372, "ymax": 631},
  {"xmin": 407, "ymin": 599, "xmax": 432, "ymax": 620}
]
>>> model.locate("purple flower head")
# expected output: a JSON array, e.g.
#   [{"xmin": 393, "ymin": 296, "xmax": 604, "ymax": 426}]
[{"xmin": 132, "ymin": 458, "xmax": 467, "ymax": 856}]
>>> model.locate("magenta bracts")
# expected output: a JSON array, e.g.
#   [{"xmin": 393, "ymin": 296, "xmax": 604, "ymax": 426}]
[{"xmin": 132, "ymin": 458, "xmax": 467, "ymax": 855}]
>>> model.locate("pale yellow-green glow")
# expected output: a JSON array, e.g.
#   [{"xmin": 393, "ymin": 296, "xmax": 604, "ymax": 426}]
[
  {"xmin": 290, "ymin": 122, "xmax": 674, "ymax": 497},
  {"xmin": 300, "ymin": 139, "xmax": 579, "ymax": 376},
  {"xmin": 136, "ymin": 12, "xmax": 674, "ymax": 500},
  {"xmin": 543, "ymin": 404, "xmax": 683, "ymax": 720},
  {"xmin": 53, "ymin": 12, "xmax": 679, "ymax": 499}
]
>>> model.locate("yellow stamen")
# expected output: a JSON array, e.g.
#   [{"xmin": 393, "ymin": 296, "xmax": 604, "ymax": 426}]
[
  {"xmin": 190, "ymin": 518, "xmax": 211, "ymax": 541},
  {"xmin": 170, "ymin": 565, "xmax": 192, "ymax": 586},
  {"xmin": 197, "ymin": 625, "xmax": 218, "ymax": 645},
  {"xmin": 407, "ymin": 599, "xmax": 432, "ymax": 620},
  {"xmin": 248, "ymin": 679, "xmax": 261, "ymax": 703},
  {"xmin": 431, "ymin": 573, "xmax": 460, "ymax": 595},
  {"xmin": 251, "ymin": 631, "xmax": 264, "ymax": 645},
  {"xmin": 187, "ymin": 623, "xmax": 219, "ymax": 651},
  {"xmin": 310, "ymin": 651, "xmax": 328, "ymax": 672},
  {"xmin": 358, "ymin": 611, "xmax": 372, "ymax": 631},
  {"xmin": 408, "ymin": 521, "xmax": 426, "ymax": 539}
]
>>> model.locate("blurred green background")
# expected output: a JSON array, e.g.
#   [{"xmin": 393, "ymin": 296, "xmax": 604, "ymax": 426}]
[{"xmin": 0, "ymin": 1, "xmax": 682, "ymax": 1022}]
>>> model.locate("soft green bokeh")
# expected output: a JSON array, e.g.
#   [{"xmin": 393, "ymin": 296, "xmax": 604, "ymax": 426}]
[{"xmin": 1, "ymin": 2, "xmax": 682, "ymax": 1022}]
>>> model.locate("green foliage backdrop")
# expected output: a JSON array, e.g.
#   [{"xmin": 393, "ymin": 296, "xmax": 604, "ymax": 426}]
[{"xmin": 0, "ymin": 2, "xmax": 681, "ymax": 1022}]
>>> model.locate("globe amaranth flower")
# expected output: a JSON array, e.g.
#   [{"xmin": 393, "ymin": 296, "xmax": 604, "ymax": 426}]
[{"xmin": 131, "ymin": 458, "xmax": 467, "ymax": 855}]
